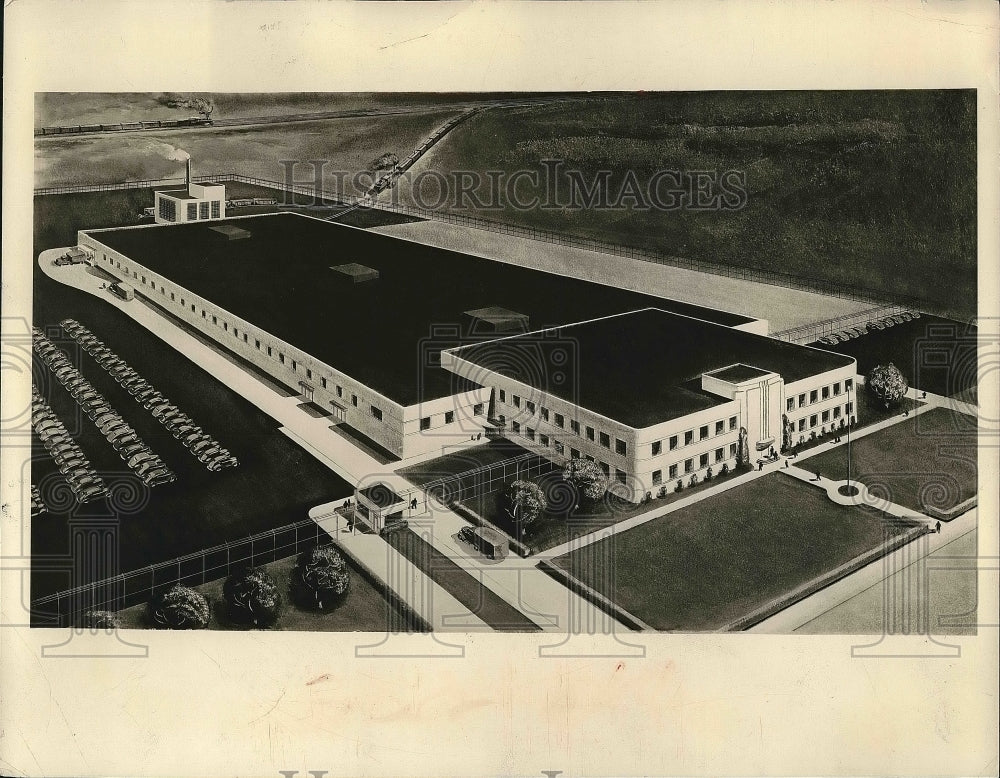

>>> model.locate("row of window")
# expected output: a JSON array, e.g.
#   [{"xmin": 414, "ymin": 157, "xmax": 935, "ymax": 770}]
[
  {"xmin": 650, "ymin": 415, "xmax": 738, "ymax": 457},
  {"xmin": 786, "ymin": 379, "xmax": 853, "ymax": 412},
  {"xmin": 794, "ymin": 403, "xmax": 853, "ymax": 431},
  {"xmin": 651, "ymin": 444, "xmax": 737, "ymax": 484},
  {"xmin": 419, "ymin": 404, "xmax": 484, "ymax": 431},
  {"xmin": 497, "ymin": 389, "xmax": 629, "ymax": 456},
  {"xmin": 108, "ymin": 255, "xmax": 389, "ymax": 424}
]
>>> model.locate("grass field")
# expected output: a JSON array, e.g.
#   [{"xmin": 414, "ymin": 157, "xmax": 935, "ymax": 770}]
[
  {"xmin": 114, "ymin": 553, "xmax": 418, "ymax": 632},
  {"xmin": 552, "ymin": 474, "xmax": 903, "ymax": 631},
  {"xmin": 36, "ymin": 110, "xmax": 465, "ymax": 195},
  {"xmin": 808, "ymin": 316, "xmax": 978, "ymax": 402},
  {"xmin": 806, "ymin": 407, "xmax": 977, "ymax": 514},
  {"xmin": 404, "ymin": 91, "xmax": 976, "ymax": 319}
]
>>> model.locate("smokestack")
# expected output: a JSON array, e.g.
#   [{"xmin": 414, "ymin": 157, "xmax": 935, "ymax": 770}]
[{"xmin": 186, "ymin": 158, "xmax": 192, "ymax": 190}]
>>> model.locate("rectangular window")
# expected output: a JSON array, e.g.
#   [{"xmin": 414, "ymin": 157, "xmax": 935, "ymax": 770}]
[
  {"xmin": 202, "ymin": 310, "xmax": 207, "ymax": 318},
  {"xmin": 498, "ymin": 414, "xmax": 505, "ymax": 426},
  {"xmin": 715, "ymin": 448, "xmax": 724, "ymax": 462},
  {"xmin": 540, "ymin": 407, "xmax": 549, "ymax": 421},
  {"xmin": 526, "ymin": 401, "xmax": 535, "ymax": 414},
  {"xmin": 822, "ymin": 410, "xmax": 830, "ymax": 423},
  {"xmin": 554, "ymin": 441, "xmax": 564, "ymax": 455},
  {"xmin": 684, "ymin": 458, "xmax": 694, "ymax": 473},
  {"xmin": 833, "ymin": 406, "xmax": 841, "ymax": 418},
  {"xmin": 212, "ymin": 315, "xmax": 217, "ymax": 325},
  {"xmin": 570, "ymin": 420, "xmax": 580, "ymax": 434},
  {"xmin": 352, "ymin": 394, "xmax": 358, "ymax": 407},
  {"xmin": 810, "ymin": 390, "xmax": 818, "ymax": 403},
  {"xmin": 199, "ymin": 201, "xmax": 209, "ymax": 219},
  {"xmin": 211, "ymin": 200, "xmax": 221, "ymax": 219},
  {"xmin": 822, "ymin": 386, "xmax": 830, "ymax": 400},
  {"xmin": 321, "ymin": 377, "xmax": 327, "ymax": 389},
  {"xmin": 600, "ymin": 462, "xmax": 610, "ymax": 476},
  {"xmin": 615, "ymin": 438, "xmax": 627, "ymax": 456},
  {"xmin": 810, "ymin": 414, "xmax": 818, "ymax": 427},
  {"xmin": 371, "ymin": 406, "xmax": 383, "ymax": 421},
  {"xmin": 539, "ymin": 434, "xmax": 549, "ymax": 447},
  {"xmin": 798, "ymin": 419, "xmax": 805, "ymax": 431},
  {"xmin": 787, "ymin": 398, "xmax": 795, "ymax": 412},
  {"xmin": 336, "ymin": 386, "xmax": 343, "ymax": 398},
  {"xmin": 513, "ymin": 395, "xmax": 521, "ymax": 408},
  {"xmin": 444, "ymin": 410, "xmax": 454, "ymax": 424},
  {"xmin": 652, "ymin": 441, "xmax": 662, "ymax": 456},
  {"xmin": 652, "ymin": 470, "xmax": 662, "ymax": 485},
  {"xmin": 615, "ymin": 469, "xmax": 627, "ymax": 485},
  {"xmin": 669, "ymin": 435, "xmax": 678, "ymax": 450},
  {"xmin": 730, "ymin": 416, "xmax": 738, "ymax": 430},
  {"xmin": 267, "ymin": 346, "xmax": 272, "ymax": 356},
  {"xmin": 170, "ymin": 292, "xmax": 175, "ymax": 301},
  {"xmin": 473, "ymin": 403, "xmax": 484, "ymax": 416},
  {"xmin": 571, "ymin": 448, "xmax": 580, "ymax": 459},
  {"xmin": 700, "ymin": 425, "xmax": 709, "ymax": 440},
  {"xmin": 798, "ymin": 393, "xmax": 806, "ymax": 408},
  {"xmin": 499, "ymin": 389, "xmax": 506, "ymax": 403},
  {"xmin": 833, "ymin": 382, "xmax": 842, "ymax": 396},
  {"xmin": 243, "ymin": 334, "xmax": 248, "ymax": 343},
  {"xmin": 729, "ymin": 443, "xmax": 737, "ymax": 457},
  {"xmin": 158, "ymin": 197, "xmax": 176, "ymax": 222},
  {"xmin": 279, "ymin": 353, "xmax": 284, "ymax": 364},
  {"xmin": 684, "ymin": 430, "xmax": 694, "ymax": 445},
  {"xmin": 307, "ymin": 368, "xmax": 312, "ymax": 380},
  {"xmin": 586, "ymin": 426, "xmax": 595, "ymax": 441},
  {"xmin": 700, "ymin": 453, "xmax": 709, "ymax": 468},
  {"xmin": 526, "ymin": 427, "xmax": 535, "ymax": 441},
  {"xmin": 669, "ymin": 464, "xmax": 678, "ymax": 479},
  {"xmin": 846, "ymin": 402, "xmax": 854, "ymax": 414},
  {"xmin": 554, "ymin": 412, "xmax": 564, "ymax": 428},
  {"xmin": 187, "ymin": 202, "xmax": 198, "ymax": 221},
  {"xmin": 223, "ymin": 322, "xmax": 228, "ymax": 331},
  {"xmin": 291, "ymin": 359, "xmax": 296, "ymax": 372},
  {"xmin": 512, "ymin": 421, "xmax": 520, "ymax": 433},
  {"xmin": 846, "ymin": 379, "xmax": 854, "ymax": 391},
  {"xmin": 420, "ymin": 417, "xmax": 431, "ymax": 431},
  {"xmin": 715, "ymin": 420, "xmax": 724, "ymax": 435},
  {"xmin": 599, "ymin": 432, "xmax": 610, "ymax": 448}
]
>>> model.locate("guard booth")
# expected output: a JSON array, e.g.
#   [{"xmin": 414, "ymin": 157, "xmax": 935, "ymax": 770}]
[{"xmin": 354, "ymin": 482, "xmax": 407, "ymax": 533}]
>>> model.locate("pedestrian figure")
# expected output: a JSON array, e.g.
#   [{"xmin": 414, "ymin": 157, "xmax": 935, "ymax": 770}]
[
  {"xmin": 784, "ymin": 459, "xmax": 789, "ymax": 468},
  {"xmin": 477, "ymin": 432, "xmax": 482, "ymax": 440},
  {"xmin": 936, "ymin": 520, "xmax": 942, "ymax": 534},
  {"xmin": 922, "ymin": 391, "xmax": 927, "ymax": 399},
  {"xmin": 815, "ymin": 471, "xmax": 821, "ymax": 481},
  {"xmin": 903, "ymin": 409, "xmax": 909, "ymax": 417},
  {"xmin": 758, "ymin": 461, "xmax": 763, "ymax": 471}
]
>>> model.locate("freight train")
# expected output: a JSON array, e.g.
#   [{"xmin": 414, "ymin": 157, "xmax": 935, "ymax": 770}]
[{"xmin": 37, "ymin": 117, "xmax": 212, "ymax": 136}]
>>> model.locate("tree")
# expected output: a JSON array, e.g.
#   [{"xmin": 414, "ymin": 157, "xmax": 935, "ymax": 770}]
[
  {"xmin": 736, "ymin": 427, "xmax": 751, "ymax": 469},
  {"xmin": 868, "ymin": 363, "xmax": 908, "ymax": 408},
  {"xmin": 223, "ymin": 567, "xmax": 282, "ymax": 628},
  {"xmin": 82, "ymin": 609, "xmax": 121, "ymax": 630},
  {"xmin": 149, "ymin": 584, "xmax": 211, "ymax": 629},
  {"xmin": 509, "ymin": 479, "xmax": 547, "ymax": 535},
  {"xmin": 562, "ymin": 458, "xmax": 608, "ymax": 502},
  {"xmin": 781, "ymin": 414, "xmax": 793, "ymax": 451},
  {"xmin": 291, "ymin": 546, "xmax": 350, "ymax": 610}
]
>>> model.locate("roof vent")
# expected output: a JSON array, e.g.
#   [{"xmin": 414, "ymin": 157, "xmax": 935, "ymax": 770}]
[
  {"xmin": 463, "ymin": 306, "xmax": 530, "ymax": 335},
  {"xmin": 331, "ymin": 263, "xmax": 379, "ymax": 283}
]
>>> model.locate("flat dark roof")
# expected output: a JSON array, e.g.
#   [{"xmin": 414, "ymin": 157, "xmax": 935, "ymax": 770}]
[
  {"xmin": 708, "ymin": 363, "xmax": 772, "ymax": 383},
  {"xmin": 450, "ymin": 309, "xmax": 854, "ymax": 428},
  {"xmin": 88, "ymin": 213, "xmax": 755, "ymax": 406}
]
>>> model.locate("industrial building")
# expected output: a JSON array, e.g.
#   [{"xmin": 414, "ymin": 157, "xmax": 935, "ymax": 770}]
[
  {"xmin": 443, "ymin": 308, "xmax": 857, "ymax": 497},
  {"xmin": 153, "ymin": 159, "xmax": 226, "ymax": 225},
  {"xmin": 76, "ymin": 208, "xmax": 853, "ymax": 479}
]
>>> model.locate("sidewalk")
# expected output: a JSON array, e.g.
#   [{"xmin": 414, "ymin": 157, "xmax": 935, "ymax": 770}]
[{"xmin": 44, "ymin": 255, "xmax": 616, "ymax": 634}]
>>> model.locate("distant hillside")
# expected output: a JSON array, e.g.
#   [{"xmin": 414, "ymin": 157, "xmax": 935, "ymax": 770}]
[{"xmin": 401, "ymin": 91, "xmax": 976, "ymax": 320}]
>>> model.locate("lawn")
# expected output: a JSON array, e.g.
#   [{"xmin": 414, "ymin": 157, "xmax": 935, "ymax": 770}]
[
  {"xmin": 403, "ymin": 91, "xmax": 976, "ymax": 320},
  {"xmin": 384, "ymin": 529, "xmax": 541, "ymax": 631},
  {"xmin": 805, "ymin": 407, "xmax": 977, "ymax": 515},
  {"xmin": 114, "ymin": 553, "xmax": 419, "ymax": 632},
  {"xmin": 808, "ymin": 315, "xmax": 978, "ymax": 401},
  {"xmin": 552, "ymin": 473, "xmax": 905, "ymax": 631}
]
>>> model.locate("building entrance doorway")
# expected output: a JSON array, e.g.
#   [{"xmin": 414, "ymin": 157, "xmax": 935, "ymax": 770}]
[{"xmin": 299, "ymin": 381, "xmax": 314, "ymax": 402}]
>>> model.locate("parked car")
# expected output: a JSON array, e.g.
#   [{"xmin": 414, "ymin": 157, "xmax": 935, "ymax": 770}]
[
  {"xmin": 145, "ymin": 469, "xmax": 176, "ymax": 487},
  {"xmin": 77, "ymin": 485, "xmax": 108, "ymax": 503},
  {"xmin": 118, "ymin": 442, "xmax": 147, "ymax": 460},
  {"xmin": 134, "ymin": 387, "xmax": 158, "ymax": 403},
  {"xmin": 127, "ymin": 451, "xmax": 157, "ymax": 469}
]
